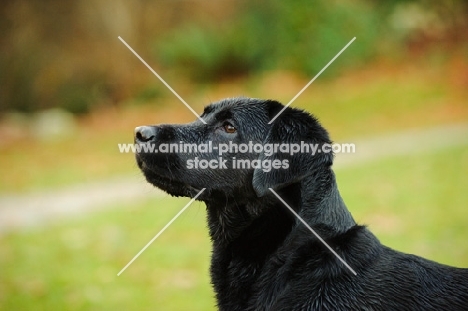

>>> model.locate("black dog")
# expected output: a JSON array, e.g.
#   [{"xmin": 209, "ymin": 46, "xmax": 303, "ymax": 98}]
[{"xmin": 134, "ymin": 97, "xmax": 468, "ymax": 310}]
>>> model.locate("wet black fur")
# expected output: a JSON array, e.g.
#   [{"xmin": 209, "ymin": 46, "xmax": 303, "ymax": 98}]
[{"xmin": 135, "ymin": 97, "xmax": 468, "ymax": 310}]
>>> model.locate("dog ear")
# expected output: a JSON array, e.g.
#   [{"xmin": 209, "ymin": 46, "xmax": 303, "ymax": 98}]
[{"xmin": 252, "ymin": 102, "xmax": 333, "ymax": 197}]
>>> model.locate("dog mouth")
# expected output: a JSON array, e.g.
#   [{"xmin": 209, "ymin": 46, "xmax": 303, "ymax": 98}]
[{"xmin": 136, "ymin": 155, "xmax": 204, "ymax": 198}]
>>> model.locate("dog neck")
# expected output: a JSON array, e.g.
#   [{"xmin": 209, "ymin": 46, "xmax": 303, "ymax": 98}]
[
  {"xmin": 205, "ymin": 166, "xmax": 355, "ymax": 246},
  {"xmin": 298, "ymin": 167, "xmax": 356, "ymax": 237}
]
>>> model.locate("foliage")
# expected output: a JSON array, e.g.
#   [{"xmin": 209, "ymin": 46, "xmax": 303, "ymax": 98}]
[
  {"xmin": 157, "ymin": 0, "xmax": 382, "ymax": 81},
  {"xmin": 0, "ymin": 0, "xmax": 466, "ymax": 113}
]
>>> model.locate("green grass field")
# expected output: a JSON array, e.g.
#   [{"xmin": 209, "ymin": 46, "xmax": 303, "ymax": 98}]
[
  {"xmin": 1, "ymin": 54, "xmax": 467, "ymax": 309},
  {"xmin": 1, "ymin": 144, "xmax": 467, "ymax": 310}
]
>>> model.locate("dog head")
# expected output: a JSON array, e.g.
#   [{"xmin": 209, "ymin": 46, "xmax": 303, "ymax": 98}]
[{"xmin": 134, "ymin": 97, "xmax": 333, "ymax": 201}]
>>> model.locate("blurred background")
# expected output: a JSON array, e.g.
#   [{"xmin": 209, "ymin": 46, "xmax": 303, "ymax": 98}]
[{"xmin": 0, "ymin": 0, "xmax": 467, "ymax": 310}]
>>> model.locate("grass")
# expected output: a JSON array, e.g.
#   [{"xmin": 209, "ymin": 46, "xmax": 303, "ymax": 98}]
[
  {"xmin": 1, "ymin": 145, "xmax": 467, "ymax": 310},
  {"xmin": 0, "ymin": 196, "xmax": 215, "ymax": 311},
  {"xmin": 0, "ymin": 53, "xmax": 466, "ymax": 309},
  {"xmin": 336, "ymin": 145, "xmax": 468, "ymax": 266}
]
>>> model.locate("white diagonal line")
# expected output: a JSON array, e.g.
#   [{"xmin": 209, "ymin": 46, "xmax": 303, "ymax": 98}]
[
  {"xmin": 118, "ymin": 36, "xmax": 206, "ymax": 124},
  {"xmin": 117, "ymin": 188, "xmax": 206, "ymax": 276},
  {"xmin": 269, "ymin": 37, "xmax": 356, "ymax": 124},
  {"xmin": 268, "ymin": 188, "xmax": 357, "ymax": 275}
]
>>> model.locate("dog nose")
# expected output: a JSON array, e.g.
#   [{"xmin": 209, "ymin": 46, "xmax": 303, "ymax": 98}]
[{"xmin": 135, "ymin": 126, "xmax": 157, "ymax": 142}]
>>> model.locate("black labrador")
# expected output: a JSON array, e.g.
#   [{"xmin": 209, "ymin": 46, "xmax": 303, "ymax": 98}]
[{"xmin": 134, "ymin": 97, "xmax": 468, "ymax": 310}]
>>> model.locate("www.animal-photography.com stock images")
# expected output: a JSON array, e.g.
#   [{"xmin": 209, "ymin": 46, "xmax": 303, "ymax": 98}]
[{"xmin": 1, "ymin": 1, "xmax": 468, "ymax": 310}]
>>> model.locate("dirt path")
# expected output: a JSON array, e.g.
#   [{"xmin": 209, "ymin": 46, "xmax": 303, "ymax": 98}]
[{"xmin": 0, "ymin": 123, "xmax": 467, "ymax": 234}]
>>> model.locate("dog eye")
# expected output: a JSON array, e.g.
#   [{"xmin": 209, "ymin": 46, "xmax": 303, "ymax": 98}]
[{"xmin": 223, "ymin": 123, "xmax": 236, "ymax": 134}]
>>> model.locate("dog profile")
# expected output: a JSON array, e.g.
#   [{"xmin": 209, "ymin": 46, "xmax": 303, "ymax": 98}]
[{"xmin": 134, "ymin": 97, "xmax": 468, "ymax": 310}]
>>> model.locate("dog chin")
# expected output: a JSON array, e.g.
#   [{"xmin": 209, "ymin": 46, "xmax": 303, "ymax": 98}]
[{"xmin": 138, "ymin": 160, "xmax": 202, "ymax": 199}]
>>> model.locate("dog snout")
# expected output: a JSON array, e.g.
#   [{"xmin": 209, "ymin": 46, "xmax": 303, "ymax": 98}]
[{"xmin": 134, "ymin": 126, "xmax": 157, "ymax": 143}]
